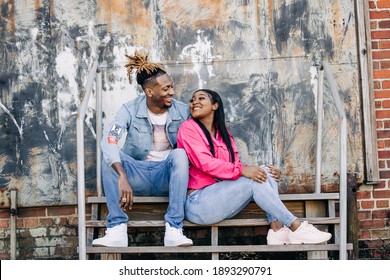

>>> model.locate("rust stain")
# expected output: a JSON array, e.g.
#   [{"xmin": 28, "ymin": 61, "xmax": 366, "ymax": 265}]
[
  {"xmin": 2, "ymin": 0, "xmax": 16, "ymax": 34},
  {"xmin": 96, "ymin": 0, "xmax": 151, "ymax": 32},
  {"xmin": 329, "ymin": 1, "xmax": 354, "ymax": 60},
  {"xmin": 161, "ymin": 0, "xmax": 228, "ymax": 29},
  {"xmin": 35, "ymin": 0, "xmax": 40, "ymax": 16}
]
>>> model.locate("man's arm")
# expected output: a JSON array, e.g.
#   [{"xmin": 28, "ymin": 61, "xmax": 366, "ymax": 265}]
[
  {"xmin": 101, "ymin": 105, "xmax": 133, "ymax": 209},
  {"xmin": 111, "ymin": 162, "xmax": 133, "ymax": 210}
]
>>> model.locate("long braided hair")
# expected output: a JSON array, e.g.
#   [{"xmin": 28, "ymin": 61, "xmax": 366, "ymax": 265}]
[
  {"xmin": 124, "ymin": 50, "xmax": 166, "ymax": 88},
  {"xmin": 192, "ymin": 89, "xmax": 236, "ymax": 163}
]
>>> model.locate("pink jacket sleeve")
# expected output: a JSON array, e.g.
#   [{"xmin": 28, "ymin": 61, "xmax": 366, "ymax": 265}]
[{"xmin": 177, "ymin": 120, "xmax": 243, "ymax": 180}]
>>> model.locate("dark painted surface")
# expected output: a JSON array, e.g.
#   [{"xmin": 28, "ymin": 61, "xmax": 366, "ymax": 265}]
[{"xmin": 0, "ymin": 0, "xmax": 362, "ymax": 207}]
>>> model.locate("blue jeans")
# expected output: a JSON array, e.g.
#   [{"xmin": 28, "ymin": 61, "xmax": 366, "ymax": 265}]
[
  {"xmin": 102, "ymin": 149, "xmax": 189, "ymax": 229},
  {"xmin": 185, "ymin": 167, "xmax": 297, "ymax": 226}
]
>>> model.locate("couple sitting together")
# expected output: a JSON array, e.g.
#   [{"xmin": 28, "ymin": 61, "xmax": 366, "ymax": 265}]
[{"xmin": 92, "ymin": 51, "xmax": 332, "ymax": 248}]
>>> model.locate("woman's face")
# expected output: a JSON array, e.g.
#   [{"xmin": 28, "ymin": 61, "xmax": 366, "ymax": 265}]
[{"xmin": 189, "ymin": 91, "xmax": 218, "ymax": 120}]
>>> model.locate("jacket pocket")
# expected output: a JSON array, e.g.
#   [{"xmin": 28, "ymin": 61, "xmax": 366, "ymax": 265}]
[{"xmin": 133, "ymin": 122, "xmax": 149, "ymax": 133}]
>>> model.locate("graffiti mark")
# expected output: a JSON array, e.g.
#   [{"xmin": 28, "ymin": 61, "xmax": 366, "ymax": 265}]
[
  {"xmin": 0, "ymin": 100, "xmax": 23, "ymax": 139},
  {"xmin": 180, "ymin": 30, "xmax": 221, "ymax": 88}
]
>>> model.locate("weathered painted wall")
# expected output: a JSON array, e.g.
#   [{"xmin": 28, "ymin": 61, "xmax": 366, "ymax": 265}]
[{"xmin": 0, "ymin": 0, "xmax": 363, "ymax": 207}]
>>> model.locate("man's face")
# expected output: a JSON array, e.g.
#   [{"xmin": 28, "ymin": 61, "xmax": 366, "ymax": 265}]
[{"xmin": 146, "ymin": 74, "xmax": 174, "ymax": 111}]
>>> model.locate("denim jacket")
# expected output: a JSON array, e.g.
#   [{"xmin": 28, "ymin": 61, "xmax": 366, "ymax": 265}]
[{"xmin": 101, "ymin": 95, "xmax": 190, "ymax": 165}]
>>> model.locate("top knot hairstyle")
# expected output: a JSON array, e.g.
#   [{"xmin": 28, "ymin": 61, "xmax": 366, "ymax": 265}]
[{"xmin": 124, "ymin": 50, "xmax": 167, "ymax": 89}]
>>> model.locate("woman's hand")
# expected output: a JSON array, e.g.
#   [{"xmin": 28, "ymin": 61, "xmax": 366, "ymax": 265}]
[
  {"xmin": 242, "ymin": 165, "xmax": 268, "ymax": 183},
  {"xmin": 266, "ymin": 165, "xmax": 281, "ymax": 182}
]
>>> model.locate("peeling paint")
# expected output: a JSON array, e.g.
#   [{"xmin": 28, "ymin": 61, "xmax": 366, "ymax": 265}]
[
  {"xmin": 180, "ymin": 30, "xmax": 220, "ymax": 88},
  {"xmin": 0, "ymin": 0, "xmax": 363, "ymax": 207}
]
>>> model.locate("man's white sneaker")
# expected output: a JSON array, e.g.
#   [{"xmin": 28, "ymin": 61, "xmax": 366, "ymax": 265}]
[
  {"xmin": 164, "ymin": 222, "xmax": 193, "ymax": 247},
  {"xmin": 92, "ymin": 223, "xmax": 128, "ymax": 247},
  {"xmin": 289, "ymin": 221, "xmax": 332, "ymax": 245},
  {"xmin": 267, "ymin": 227, "xmax": 290, "ymax": 245}
]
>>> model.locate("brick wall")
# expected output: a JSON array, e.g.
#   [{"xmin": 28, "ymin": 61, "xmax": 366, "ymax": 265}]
[
  {"xmin": 0, "ymin": 205, "xmax": 89, "ymax": 259},
  {"xmin": 358, "ymin": 0, "xmax": 390, "ymax": 259}
]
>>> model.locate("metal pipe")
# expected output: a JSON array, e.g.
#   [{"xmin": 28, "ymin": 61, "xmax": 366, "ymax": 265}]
[
  {"xmin": 338, "ymin": 117, "xmax": 348, "ymax": 260},
  {"xmin": 322, "ymin": 62, "xmax": 348, "ymax": 260},
  {"xmin": 10, "ymin": 188, "xmax": 17, "ymax": 260},
  {"xmin": 77, "ymin": 59, "xmax": 99, "ymax": 260},
  {"xmin": 96, "ymin": 67, "xmax": 103, "ymax": 197},
  {"xmin": 315, "ymin": 66, "xmax": 324, "ymax": 194},
  {"xmin": 322, "ymin": 62, "xmax": 346, "ymax": 118}
]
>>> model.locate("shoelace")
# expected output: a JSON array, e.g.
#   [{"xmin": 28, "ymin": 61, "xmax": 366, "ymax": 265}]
[{"xmin": 300, "ymin": 222, "xmax": 318, "ymax": 233}]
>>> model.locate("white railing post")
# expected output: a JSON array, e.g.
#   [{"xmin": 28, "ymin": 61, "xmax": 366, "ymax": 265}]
[
  {"xmin": 315, "ymin": 65, "xmax": 324, "ymax": 194},
  {"xmin": 96, "ymin": 67, "xmax": 103, "ymax": 197},
  {"xmin": 322, "ymin": 62, "xmax": 348, "ymax": 260},
  {"xmin": 77, "ymin": 59, "xmax": 99, "ymax": 260}
]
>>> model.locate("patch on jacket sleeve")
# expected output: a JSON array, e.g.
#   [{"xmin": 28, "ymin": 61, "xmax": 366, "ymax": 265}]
[
  {"xmin": 107, "ymin": 136, "xmax": 118, "ymax": 144},
  {"xmin": 107, "ymin": 124, "xmax": 124, "ymax": 144}
]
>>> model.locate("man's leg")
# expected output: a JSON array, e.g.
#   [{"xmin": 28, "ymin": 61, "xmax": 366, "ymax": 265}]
[
  {"xmin": 93, "ymin": 152, "xmax": 153, "ymax": 247},
  {"xmin": 92, "ymin": 159, "xmax": 129, "ymax": 247},
  {"xmin": 101, "ymin": 160, "xmax": 128, "ymax": 228},
  {"xmin": 152, "ymin": 148, "xmax": 192, "ymax": 246}
]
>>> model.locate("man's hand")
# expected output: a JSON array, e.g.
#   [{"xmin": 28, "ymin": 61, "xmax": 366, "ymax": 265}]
[
  {"xmin": 112, "ymin": 162, "xmax": 133, "ymax": 210},
  {"xmin": 117, "ymin": 174, "xmax": 133, "ymax": 210}
]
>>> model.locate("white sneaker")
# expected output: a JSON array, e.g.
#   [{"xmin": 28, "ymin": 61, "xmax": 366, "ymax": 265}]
[
  {"xmin": 164, "ymin": 222, "xmax": 193, "ymax": 247},
  {"xmin": 267, "ymin": 227, "xmax": 290, "ymax": 245},
  {"xmin": 289, "ymin": 221, "xmax": 332, "ymax": 245},
  {"xmin": 92, "ymin": 223, "xmax": 128, "ymax": 247}
]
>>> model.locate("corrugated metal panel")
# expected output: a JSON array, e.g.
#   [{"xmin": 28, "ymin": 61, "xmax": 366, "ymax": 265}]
[{"xmin": 0, "ymin": 0, "xmax": 362, "ymax": 207}]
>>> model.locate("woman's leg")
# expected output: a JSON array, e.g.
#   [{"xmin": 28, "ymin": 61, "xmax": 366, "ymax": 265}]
[
  {"xmin": 185, "ymin": 178, "xmax": 252, "ymax": 225},
  {"xmin": 260, "ymin": 166, "xmax": 285, "ymax": 231},
  {"xmin": 251, "ymin": 176, "xmax": 297, "ymax": 228},
  {"xmin": 185, "ymin": 176, "xmax": 297, "ymax": 227}
]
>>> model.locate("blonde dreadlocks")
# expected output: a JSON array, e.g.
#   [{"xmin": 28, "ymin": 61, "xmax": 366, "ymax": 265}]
[{"xmin": 124, "ymin": 50, "xmax": 166, "ymax": 87}]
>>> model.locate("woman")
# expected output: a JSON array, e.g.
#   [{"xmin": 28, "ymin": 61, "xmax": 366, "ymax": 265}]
[{"xmin": 177, "ymin": 89, "xmax": 332, "ymax": 245}]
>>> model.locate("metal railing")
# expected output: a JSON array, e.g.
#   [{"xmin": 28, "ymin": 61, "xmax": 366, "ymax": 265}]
[
  {"xmin": 75, "ymin": 61, "xmax": 348, "ymax": 260},
  {"xmin": 316, "ymin": 62, "xmax": 348, "ymax": 260},
  {"xmin": 76, "ymin": 59, "xmax": 102, "ymax": 260}
]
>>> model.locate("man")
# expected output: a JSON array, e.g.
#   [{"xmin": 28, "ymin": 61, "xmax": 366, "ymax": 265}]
[{"xmin": 92, "ymin": 51, "xmax": 192, "ymax": 247}]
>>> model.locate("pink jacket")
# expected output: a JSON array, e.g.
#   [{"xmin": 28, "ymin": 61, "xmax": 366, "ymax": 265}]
[{"xmin": 177, "ymin": 118, "xmax": 243, "ymax": 190}]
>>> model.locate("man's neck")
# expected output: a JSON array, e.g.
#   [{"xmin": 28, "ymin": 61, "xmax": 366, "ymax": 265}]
[{"xmin": 147, "ymin": 103, "xmax": 168, "ymax": 115}]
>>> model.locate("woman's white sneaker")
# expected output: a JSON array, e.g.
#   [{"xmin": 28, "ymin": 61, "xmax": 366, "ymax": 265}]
[
  {"xmin": 266, "ymin": 227, "xmax": 290, "ymax": 245},
  {"xmin": 289, "ymin": 221, "xmax": 332, "ymax": 244}
]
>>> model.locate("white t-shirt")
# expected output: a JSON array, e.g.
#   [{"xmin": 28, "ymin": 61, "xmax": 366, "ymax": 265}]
[{"xmin": 146, "ymin": 109, "xmax": 172, "ymax": 161}]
